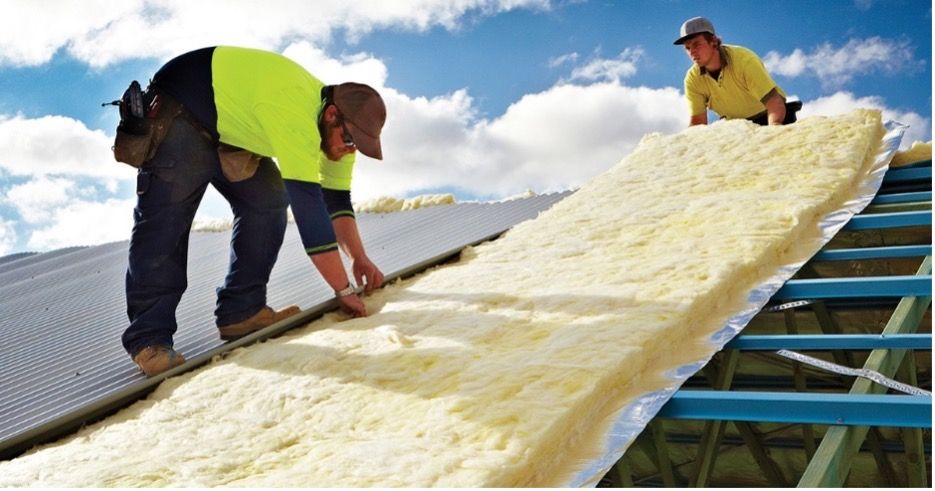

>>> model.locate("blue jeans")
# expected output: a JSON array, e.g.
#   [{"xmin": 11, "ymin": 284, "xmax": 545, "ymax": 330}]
[{"xmin": 122, "ymin": 116, "xmax": 288, "ymax": 357}]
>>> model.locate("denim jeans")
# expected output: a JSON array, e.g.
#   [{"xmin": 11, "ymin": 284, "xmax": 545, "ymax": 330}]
[{"xmin": 122, "ymin": 116, "xmax": 288, "ymax": 357}]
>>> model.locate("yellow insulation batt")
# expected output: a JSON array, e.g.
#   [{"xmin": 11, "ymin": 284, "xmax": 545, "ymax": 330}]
[
  {"xmin": 890, "ymin": 140, "xmax": 931, "ymax": 167},
  {"xmin": 355, "ymin": 193, "xmax": 456, "ymax": 213},
  {"xmin": 0, "ymin": 109, "xmax": 885, "ymax": 487}
]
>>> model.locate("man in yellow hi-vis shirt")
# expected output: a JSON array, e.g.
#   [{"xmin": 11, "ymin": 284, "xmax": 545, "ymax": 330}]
[
  {"xmin": 122, "ymin": 47, "xmax": 387, "ymax": 376},
  {"xmin": 675, "ymin": 17, "xmax": 801, "ymax": 126}
]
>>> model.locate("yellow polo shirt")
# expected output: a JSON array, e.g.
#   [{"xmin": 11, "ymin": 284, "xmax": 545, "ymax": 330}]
[{"xmin": 684, "ymin": 44, "xmax": 784, "ymax": 120}]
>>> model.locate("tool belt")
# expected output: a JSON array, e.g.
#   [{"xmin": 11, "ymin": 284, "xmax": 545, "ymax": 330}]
[
  {"xmin": 110, "ymin": 81, "xmax": 183, "ymax": 168},
  {"xmin": 109, "ymin": 81, "xmax": 261, "ymax": 182}
]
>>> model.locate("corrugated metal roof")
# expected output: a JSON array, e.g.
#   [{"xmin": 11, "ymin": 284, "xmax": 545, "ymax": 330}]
[{"xmin": 0, "ymin": 193, "xmax": 570, "ymax": 459}]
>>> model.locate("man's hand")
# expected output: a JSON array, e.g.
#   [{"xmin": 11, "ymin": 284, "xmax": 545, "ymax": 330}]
[
  {"xmin": 763, "ymin": 89, "xmax": 786, "ymax": 126},
  {"xmin": 353, "ymin": 256, "xmax": 384, "ymax": 292},
  {"xmin": 689, "ymin": 113, "xmax": 708, "ymax": 126},
  {"xmin": 337, "ymin": 292, "xmax": 367, "ymax": 318}
]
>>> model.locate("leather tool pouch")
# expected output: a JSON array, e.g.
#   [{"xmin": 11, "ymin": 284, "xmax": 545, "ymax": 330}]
[
  {"xmin": 111, "ymin": 81, "xmax": 182, "ymax": 168},
  {"xmin": 217, "ymin": 143, "xmax": 261, "ymax": 182}
]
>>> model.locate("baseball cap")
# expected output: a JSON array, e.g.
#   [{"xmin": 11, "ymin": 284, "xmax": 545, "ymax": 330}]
[
  {"xmin": 674, "ymin": 17, "xmax": 716, "ymax": 45},
  {"xmin": 332, "ymin": 82, "xmax": 387, "ymax": 160}
]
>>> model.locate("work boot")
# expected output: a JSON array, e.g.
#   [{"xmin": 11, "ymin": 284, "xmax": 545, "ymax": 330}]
[
  {"xmin": 217, "ymin": 305, "xmax": 301, "ymax": 341},
  {"xmin": 132, "ymin": 346, "xmax": 186, "ymax": 377}
]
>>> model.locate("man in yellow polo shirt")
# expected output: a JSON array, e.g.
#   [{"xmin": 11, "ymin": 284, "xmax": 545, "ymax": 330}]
[{"xmin": 675, "ymin": 17, "xmax": 801, "ymax": 126}]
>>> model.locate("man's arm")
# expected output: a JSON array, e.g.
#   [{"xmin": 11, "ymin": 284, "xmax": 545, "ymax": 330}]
[
  {"xmin": 762, "ymin": 88, "xmax": 786, "ymax": 125},
  {"xmin": 283, "ymin": 179, "xmax": 368, "ymax": 317},
  {"xmin": 685, "ymin": 70, "xmax": 709, "ymax": 126},
  {"xmin": 320, "ymin": 187, "xmax": 384, "ymax": 293},
  {"xmin": 333, "ymin": 216, "xmax": 384, "ymax": 292}
]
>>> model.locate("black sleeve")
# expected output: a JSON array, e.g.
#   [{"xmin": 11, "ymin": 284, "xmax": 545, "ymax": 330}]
[
  {"xmin": 283, "ymin": 179, "xmax": 339, "ymax": 256},
  {"xmin": 322, "ymin": 188, "xmax": 355, "ymax": 220}
]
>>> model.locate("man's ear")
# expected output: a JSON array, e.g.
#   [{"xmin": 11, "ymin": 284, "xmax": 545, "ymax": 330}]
[{"xmin": 323, "ymin": 104, "xmax": 339, "ymax": 123}]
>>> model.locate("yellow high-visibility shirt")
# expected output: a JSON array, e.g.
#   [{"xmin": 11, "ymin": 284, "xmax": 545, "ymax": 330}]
[{"xmin": 212, "ymin": 46, "xmax": 354, "ymax": 190}]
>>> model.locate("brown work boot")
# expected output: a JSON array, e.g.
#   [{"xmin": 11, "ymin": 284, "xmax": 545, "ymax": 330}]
[
  {"xmin": 132, "ymin": 346, "xmax": 186, "ymax": 377},
  {"xmin": 217, "ymin": 305, "xmax": 301, "ymax": 341}
]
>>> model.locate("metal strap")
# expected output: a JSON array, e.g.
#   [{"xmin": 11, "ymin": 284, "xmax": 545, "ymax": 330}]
[
  {"xmin": 776, "ymin": 349, "xmax": 932, "ymax": 396},
  {"xmin": 763, "ymin": 300, "xmax": 814, "ymax": 312}
]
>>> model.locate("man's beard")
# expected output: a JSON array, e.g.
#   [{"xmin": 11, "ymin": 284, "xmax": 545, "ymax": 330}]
[{"xmin": 319, "ymin": 119, "xmax": 342, "ymax": 160}]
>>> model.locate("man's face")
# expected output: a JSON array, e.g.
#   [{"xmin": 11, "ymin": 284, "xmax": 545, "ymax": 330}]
[
  {"xmin": 683, "ymin": 34, "xmax": 718, "ymax": 68},
  {"xmin": 321, "ymin": 105, "xmax": 357, "ymax": 161}
]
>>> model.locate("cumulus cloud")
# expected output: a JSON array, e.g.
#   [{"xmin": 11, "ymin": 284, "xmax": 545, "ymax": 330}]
[
  {"xmin": 561, "ymin": 48, "xmax": 645, "ymax": 84},
  {"xmin": 798, "ymin": 91, "xmax": 931, "ymax": 148},
  {"xmin": 282, "ymin": 42, "xmax": 389, "ymax": 87},
  {"xmin": 0, "ymin": 0, "xmax": 550, "ymax": 67},
  {"xmin": 4, "ymin": 176, "xmax": 76, "ymax": 223},
  {"xmin": 353, "ymin": 81, "xmax": 685, "ymax": 200},
  {"xmin": 0, "ymin": 113, "xmax": 137, "ymax": 252},
  {"xmin": 25, "ymin": 197, "xmax": 135, "ymax": 251},
  {"xmin": 0, "ymin": 114, "xmax": 132, "ymax": 184},
  {"xmin": 763, "ymin": 37, "xmax": 918, "ymax": 88}
]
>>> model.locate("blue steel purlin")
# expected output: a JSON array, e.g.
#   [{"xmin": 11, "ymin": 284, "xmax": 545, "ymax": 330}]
[
  {"xmin": 812, "ymin": 245, "xmax": 932, "ymax": 261},
  {"xmin": 658, "ymin": 391, "xmax": 932, "ymax": 428},
  {"xmin": 870, "ymin": 191, "xmax": 931, "ymax": 204},
  {"xmin": 774, "ymin": 275, "xmax": 932, "ymax": 299},
  {"xmin": 726, "ymin": 334, "xmax": 933, "ymax": 351},
  {"xmin": 844, "ymin": 210, "xmax": 931, "ymax": 230},
  {"xmin": 881, "ymin": 166, "xmax": 931, "ymax": 184}
]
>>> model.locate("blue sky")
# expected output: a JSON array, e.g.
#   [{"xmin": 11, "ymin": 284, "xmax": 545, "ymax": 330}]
[{"xmin": 0, "ymin": 0, "xmax": 930, "ymax": 255}]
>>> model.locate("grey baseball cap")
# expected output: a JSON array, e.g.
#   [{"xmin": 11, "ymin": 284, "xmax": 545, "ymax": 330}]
[{"xmin": 674, "ymin": 17, "xmax": 716, "ymax": 45}]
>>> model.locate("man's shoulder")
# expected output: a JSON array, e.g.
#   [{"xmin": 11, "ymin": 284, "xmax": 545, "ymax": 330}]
[
  {"xmin": 724, "ymin": 44, "xmax": 764, "ymax": 63},
  {"xmin": 684, "ymin": 63, "xmax": 702, "ymax": 82}
]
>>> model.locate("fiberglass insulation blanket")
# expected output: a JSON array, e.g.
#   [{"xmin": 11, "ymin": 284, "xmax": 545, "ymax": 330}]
[{"xmin": 0, "ymin": 109, "xmax": 885, "ymax": 487}]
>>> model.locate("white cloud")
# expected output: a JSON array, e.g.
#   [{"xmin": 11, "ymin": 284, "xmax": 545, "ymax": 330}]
[
  {"xmin": 0, "ymin": 114, "xmax": 133, "ymax": 184},
  {"xmin": 4, "ymin": 176, "xmax": 76, "ymax": 223},
  {"xmin": 763, "ymin": 37, "xmax": 917, "ymax": 88},
  {"xmin": 0, "ymin": 114, "xmax": 138, "ymax": 252},
  {"xmin": 354, "ymin": 81, "xmax": 685, "ymax": 201},
  {"xmin": 282, "ymin": 42, "xmax": 388, "ymax": 87},
  {"xmin": 0, "ymin": 217, "xmax": 15, "ymax": 256},
  {"xmin": 548, "ymin": 52, "xmax": 579, "ymax": 68},
  {"xmin": 0, "ymin": 0, "xmax": 140, "ymax": 66},
  {"xmin": 25, "ymin": 197, "xmax": 134, "ymax": 251},
  {"xmin": 798, "ymin": 91, "xmax": 931, "ymax": 148},
  {"xmin": 564, "ymin": 48, "xmax": 645, "ymax": 84},
  {"xmin": 0, "ymin": 0, "xmax": 551, "ymax": 68}
]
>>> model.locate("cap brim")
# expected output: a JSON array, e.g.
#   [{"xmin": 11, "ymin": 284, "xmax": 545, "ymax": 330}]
[
  {"xmin": 346, "ymin": 121, "xmax": 383, "ymax": 160},
  {"xmin": 674, "ymin": 31, "xmax": 710, "ymax": 45}
]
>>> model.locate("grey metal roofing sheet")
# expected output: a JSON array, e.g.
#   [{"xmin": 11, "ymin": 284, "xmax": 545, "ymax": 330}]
[{"xmin": 0, "ymin": 193, "xmax": 569, "ymax": 459}]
